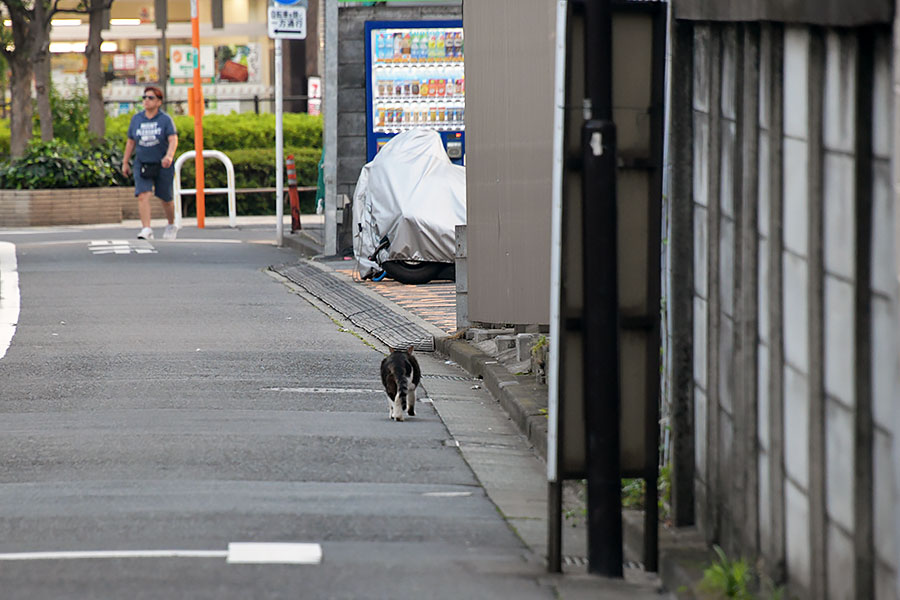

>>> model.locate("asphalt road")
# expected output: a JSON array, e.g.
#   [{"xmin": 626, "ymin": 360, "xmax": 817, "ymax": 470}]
[{"xmin": 0, "ymin": 224, "xmax": 553, "ymax": 599}]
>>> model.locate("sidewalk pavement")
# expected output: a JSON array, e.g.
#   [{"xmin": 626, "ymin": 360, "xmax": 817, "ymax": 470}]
[{"xmin": 275, "ymin": 230, "xmax": 698, "ymax": 599}]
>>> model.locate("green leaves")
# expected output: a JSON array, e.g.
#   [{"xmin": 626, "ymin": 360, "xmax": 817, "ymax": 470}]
[
  {"xmin": 105, "ymin": 111, "xmax": 323, "ymax": 152},
  {"xmin": 178, "ymin": 146, "xmax": 321, "ymax": 216},
  {"xmin": 0, "ymin": 138, "xmax": 127, "ymax": 189},
  {"xmin": 0, "ymin": 111, "xmax": 323, "ymax": 217}
]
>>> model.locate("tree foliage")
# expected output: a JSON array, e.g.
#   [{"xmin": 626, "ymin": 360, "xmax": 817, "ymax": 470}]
[{"xmin": 0, "ymin": 0, "xmax": 62, "ymax": 156}]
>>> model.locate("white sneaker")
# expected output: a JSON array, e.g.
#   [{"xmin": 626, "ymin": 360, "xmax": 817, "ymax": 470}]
[
  {"xmin": 163, "ymin": 224, "xmax": 178, "ymax": 240},
  {"xmin": 137, "ymin": 227, "xmax": 154, "ymax": 240}
]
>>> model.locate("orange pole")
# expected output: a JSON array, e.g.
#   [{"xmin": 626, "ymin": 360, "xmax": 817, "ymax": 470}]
[
  {"xmin": 191, "ymin": 0, "xmax": 205, "ymax": 228},
  {"xmin": 286, "ymin": 154, "xmax": 301, "ymax": 232}
]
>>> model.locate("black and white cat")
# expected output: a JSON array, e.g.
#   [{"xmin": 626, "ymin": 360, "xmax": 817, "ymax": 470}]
[{"xmin": 380, "ymin": 346, "xmax": 421, "ymax": 421}]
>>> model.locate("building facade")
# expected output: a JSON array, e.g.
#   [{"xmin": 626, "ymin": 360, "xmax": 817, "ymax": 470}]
[{"xmin": 41, "ymin": 0, "xmax": 319, "ymax": 115}]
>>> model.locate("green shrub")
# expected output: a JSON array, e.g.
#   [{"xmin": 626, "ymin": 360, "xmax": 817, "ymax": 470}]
[
  {"xmin": 178, "ymin": 146, "xmax": 320, "ymax": 216},
  {"xmin": 0, "ymin": 139, "xmax": 127, "ymax": 189},
  {"xmin": 0, "ymin": 120, "xmax": 9, "ymax": 159},
  {"xmin": 106, "ymin": 111, "xmax": 322, "ymax": 152},
  {"xmin": 45, "ymin": 85, "xmax": 91, "ymax": 145}
]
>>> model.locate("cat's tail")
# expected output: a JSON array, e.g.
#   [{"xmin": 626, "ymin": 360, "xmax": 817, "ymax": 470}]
[{"xmin": 396, "ymin": 366, "xmax": 409, "ymax": 410}]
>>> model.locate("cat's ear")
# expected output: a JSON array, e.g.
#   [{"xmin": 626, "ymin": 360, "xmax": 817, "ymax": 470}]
[{"xmin": 406, "ymin": 345, "xmax": 414, "ymax": 355}]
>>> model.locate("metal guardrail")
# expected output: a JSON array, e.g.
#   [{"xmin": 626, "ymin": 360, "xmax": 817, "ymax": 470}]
[{"xmin": 173, "ymin": 150, "xmax": 237, "ymax": 229}]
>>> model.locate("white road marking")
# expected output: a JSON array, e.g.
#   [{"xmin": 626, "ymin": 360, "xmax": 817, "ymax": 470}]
[
  {"xmin": 0, "ymin": 550, "xmax": 227, "ymax": 561},
  {"xmin": 89, "ymin": 240, "xmax": 157, "ymax": 255},
  {"xmin": 0, "ymin": 543, "xmax": 323, "ymax": 565},
  {"xmin": 263, "ymin": 387, "xmax": 382, "ymax": 394},
  {"xmin": 422, "ymin": 491, "xmax": 473, "ymax": 498},
  {"xmin": 0, "ymin": 242, "xmax": 20, "ymax": 361},
  {"xmin": 227, "ymin": 542, "xmax": 322, "ymax": 565},
  {"xmin": 166, "ymin": 238, "xmax": 242, "ymax": 244}
]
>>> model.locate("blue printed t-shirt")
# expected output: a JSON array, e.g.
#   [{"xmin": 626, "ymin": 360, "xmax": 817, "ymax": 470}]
[{"xmin": 128, "ymin": 111, "xmax": 176, "ymax": 165}]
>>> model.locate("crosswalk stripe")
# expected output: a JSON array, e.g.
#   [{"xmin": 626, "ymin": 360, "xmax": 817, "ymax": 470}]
[{"xmin": 89, "ymin": 240, "xmax": 157, "ymax": 255}]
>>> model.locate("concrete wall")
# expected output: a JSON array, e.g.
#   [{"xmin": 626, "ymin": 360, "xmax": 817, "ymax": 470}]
[{"xmin": 671, "ymin": 19, "xmax": 900, "ymax": 598}]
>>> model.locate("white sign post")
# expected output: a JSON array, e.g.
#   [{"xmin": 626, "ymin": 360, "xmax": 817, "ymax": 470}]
[{"xmin": 268, "ymin": 0, "xmax": 307, "ymax": 246}]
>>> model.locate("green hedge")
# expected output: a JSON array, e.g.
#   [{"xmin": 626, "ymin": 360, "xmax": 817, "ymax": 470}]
[
  {"xmin": 0, "ymin": 120, "xmax": 9, "ymax": 158},
  {"xmin": 2, "ymin": 107, "xmax": 321, "ymax": 161},
  {"xmin": 0, "ymin": 139, "xmax": 127, "ymax": 189},
  {"xmin": 0, "ymin": 112, "xmax": 323, "ymax": 216},
  {"xmin": 178, "ymin": 146, "xmax": 320, "ymax": 216},
  {"xmin": 105, "ymin": 112, "xmax": 322, "ymax": 153}
]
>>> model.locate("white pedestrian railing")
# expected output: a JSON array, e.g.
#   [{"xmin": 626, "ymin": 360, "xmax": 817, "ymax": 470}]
[{"xmin": 173, "ymin": 150, "xmax": 237, "ymax": 229}]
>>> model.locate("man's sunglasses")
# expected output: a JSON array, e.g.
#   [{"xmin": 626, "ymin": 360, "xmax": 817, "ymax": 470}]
[{"xmin": 141, "ymin": 95, "xmax": 160, "ymax": 100}]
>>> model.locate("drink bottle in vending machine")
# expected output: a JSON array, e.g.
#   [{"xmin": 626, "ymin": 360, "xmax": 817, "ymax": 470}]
[{"xmin": 366, "ymin": 20, "xmax": 466, "ymax": 164}]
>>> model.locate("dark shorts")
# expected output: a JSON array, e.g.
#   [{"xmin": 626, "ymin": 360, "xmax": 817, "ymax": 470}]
[{"xmin": 134, "ymin": 161, "xmax": 175, "ymax": 202}]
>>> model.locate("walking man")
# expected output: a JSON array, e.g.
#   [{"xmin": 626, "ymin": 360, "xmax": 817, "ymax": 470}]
[{"xmin": 121, "ymin": 86, "xmax": 179, "ymax": 240}]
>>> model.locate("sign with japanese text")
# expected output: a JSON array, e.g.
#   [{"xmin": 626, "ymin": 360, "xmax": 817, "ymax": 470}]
[{"xmin": 268, "ymin": 5, "xmax": 307, "ymax": 39}]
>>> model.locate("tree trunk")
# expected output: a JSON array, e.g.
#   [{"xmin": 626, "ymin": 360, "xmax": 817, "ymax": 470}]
[
  {"xmin": 86, "ymin": 5, "xmax": 106, "ymax": 140},
  {"xmin": 33, "ymin": 48, "xmax": 53, "ymax": 142},
  {"xmin": 7, "ymin": 55, "xmax": 34, "ymax": 158},
  {"xmin": 4, "ymin": 5, "xmax": 36, "ymax": 158},
  {"xmin": 32, "ymin": 2, "xmax": 53, "ymax": 142}
]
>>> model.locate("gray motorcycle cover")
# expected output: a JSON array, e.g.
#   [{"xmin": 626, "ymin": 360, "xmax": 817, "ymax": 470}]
[{"xmin": 352, "ymin": 129, "xmax": 466, "ymax": 279}]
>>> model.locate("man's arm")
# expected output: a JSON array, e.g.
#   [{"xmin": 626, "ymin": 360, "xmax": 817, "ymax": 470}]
[
  {"xmin": 162, "ymin": 134, "xmax": 178, "ymax": 169},
  {"xmin": 122, "ymin": 138, "xmax": 136, "ymax": 176}
]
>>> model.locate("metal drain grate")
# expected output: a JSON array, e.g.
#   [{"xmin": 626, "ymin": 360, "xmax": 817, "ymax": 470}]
[
  {"xmin": 422, "ymin": 374, "xmax": 472, "ymax": 381},
  {"xmin": 557, "ymin": 557, "xmax": 645, "ymax": 570},
  {"xmin": 272, "ymin": 262, "xmax": 435, "ymax": 352}
]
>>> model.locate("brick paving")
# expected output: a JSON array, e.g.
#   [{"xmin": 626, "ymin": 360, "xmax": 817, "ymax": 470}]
[{"xmin": 333, "ymin": 266, "xmax": 457, "ymax": 334}]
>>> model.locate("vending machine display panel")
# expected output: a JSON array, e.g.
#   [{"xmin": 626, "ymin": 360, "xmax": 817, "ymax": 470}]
[{"xmin": 364, "ymin": 20, "xmax": 465, "ymax": 164}]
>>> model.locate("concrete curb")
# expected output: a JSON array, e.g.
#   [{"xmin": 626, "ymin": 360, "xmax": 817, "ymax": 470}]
[
  {"xmin": 435, "ymin": 337, "xmax": 549, "ymax": 461},
  {"xmin": 435, "ymin": 336, "xmax": 709, "ymax": 598},
  {"xmin": 280, "ymin": 229, "xmax": 325, "ymax": 257}
]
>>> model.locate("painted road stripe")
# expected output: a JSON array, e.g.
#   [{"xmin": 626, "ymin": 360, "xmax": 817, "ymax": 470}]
[
  {"xmin": 0, "ymin": 550, "xmax": 226, "ymax": 560},
  {"xmin": 422, "ymin": 491, "xmax": 473, "ymax": 498},
  {"xmin": 263, "ymin": 387, "xmax": 381, "ymax": 394},
  {"xmin": 89, "ymin": 240, "xmax": 157, "ymax": 255},
  {"xmin": 0, "ymin": 543, "xmax": 323, "ymax": 565},
  {"xmin": 0, "ymin": 242, "xmax": 20, "ymax": 361},
  {"xmin": 227, "ymin": 543, "xmax": 322, "ymax": 565}
]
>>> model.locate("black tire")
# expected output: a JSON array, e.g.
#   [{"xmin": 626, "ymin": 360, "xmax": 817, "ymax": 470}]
[{"xmin": 381, "ymin": 260, "xmax": 453, "ymax": 284}]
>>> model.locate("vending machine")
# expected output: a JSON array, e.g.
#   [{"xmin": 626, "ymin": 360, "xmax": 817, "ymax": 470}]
[{"xmin": 364, "ymin": 20, "xmax": 465, "ymax": 165}]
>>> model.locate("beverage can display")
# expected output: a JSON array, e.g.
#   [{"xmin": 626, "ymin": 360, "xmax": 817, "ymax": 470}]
[
  {"xmin": 369, "ymin": 26, "xmax": 465, "ymax": 138},
  {"xmin": 392, "ymin": 33, "xmax": 402, "ymax": 61}
]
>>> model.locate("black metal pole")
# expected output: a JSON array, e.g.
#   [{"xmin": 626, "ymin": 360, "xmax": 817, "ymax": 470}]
[{"xmin": 581, "ymin": 0, "xmax": 622, "ymax": 578}]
